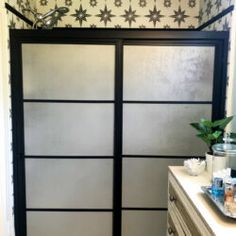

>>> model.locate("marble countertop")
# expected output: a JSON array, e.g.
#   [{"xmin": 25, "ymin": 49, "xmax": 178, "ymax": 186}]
[{"xmin": 169, "ymin": 166, "xmax": 236, "ymax": 236}]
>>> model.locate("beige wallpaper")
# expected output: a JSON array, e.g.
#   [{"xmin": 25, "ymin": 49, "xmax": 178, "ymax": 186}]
[
  {"xmin": 33, "ymin": 0, "xmax": 200, "ymax": 28},
  {"xmin": 199, "ymin": 0, "xmax": 234, "ymax": 25},
  {"xmin": 200, "ymin": 0, "xmax": 235, "ymax": 130},
  {"xmin": 2, "ymin": 1, "xmax": 235, "ymax": 235},
  {"xmin": 203, "ymin": 12, "xmax": 233, "ymax": 31},
  {"xmin": 6, "ymin": 0, "xmax": 35, "ymax": 27},
  {"xmin": 2, "ymin": 2, "xmax": 32, "ymax": 236}
]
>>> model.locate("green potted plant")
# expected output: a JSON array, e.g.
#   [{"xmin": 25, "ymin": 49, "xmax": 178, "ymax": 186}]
[
  {"xmin": 190, "ymin": 116, "xmax": 235, "ymax": 155},
  {"xmin": 190, "ymin": 116, "xmax": 236, "ymax": 176}
]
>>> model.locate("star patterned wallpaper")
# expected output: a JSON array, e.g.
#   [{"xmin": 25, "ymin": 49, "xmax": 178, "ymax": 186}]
[
  {"xmin": 203, "ymin": 11, "xmax": 233, "ymax": 31},
  {"xmin": 2, "ymin": 1, "xmax": 236, "ymax": 235},
  {"xmin": 33, "ymin": 0, "xmax": 199, "ymax": 28},
  {"xmin": 6, "ymin": 0, "xmax": 35, "ymax": 28},
  {"xmin": 199, "ymin": 0, "xmax": 234, "ymax": 26},
  {"xmin": 5, "ymin": 0, "xmax": 235, "ymax": 30},
  {"xmin": 3, "ymin": 3, "xmax": 33, "ymax": 235},
  {"xmin": 199, "ymin": 0, "xmax": 235, "ymax": 119}
]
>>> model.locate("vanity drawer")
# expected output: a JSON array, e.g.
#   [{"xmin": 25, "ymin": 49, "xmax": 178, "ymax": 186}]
[
  {"xmin": 168, "ymin": 181, "xmax": 202, "ymax": 236},
  {"xmin": 167, "ymin": 211, "xmax": 184, "ymax": 236}
]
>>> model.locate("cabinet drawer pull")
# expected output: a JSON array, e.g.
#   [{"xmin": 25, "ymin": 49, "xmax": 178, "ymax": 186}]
[
  {"xmin": 169, "ymin": 195, "xmax": 176, "ymax": 202},
  {"xmin": 168, "ymin": 227, "xmax": 175, "ymax": 235}
]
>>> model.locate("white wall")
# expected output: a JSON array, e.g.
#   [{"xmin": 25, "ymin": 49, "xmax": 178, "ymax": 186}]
[
  {"xmin": 226, "ymin": 7, "xmax": 236, "ymax": 131},
  {"xmin": 0, "ymin": 6, "xmax": 8, "ymax": 236},
  {"xmin": 0, "ymin": 4, "xmax": 15, "ymax": 236}
]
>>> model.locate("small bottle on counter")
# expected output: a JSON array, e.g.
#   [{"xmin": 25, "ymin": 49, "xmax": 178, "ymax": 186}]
[
  {"xmin": 224, "ymin": 180, "xmax": 234, "ymax": 205},
  {"xmin": 231, "ymin": 178, "xmax": 236, "ymax": 201},
  {"xmin": 228, "ymin": 179, "xmax": 236, "ymax": 216},
  {"xmin": 212, "ymin": 177, "xmax": 224, "ymax": 198},
  {"xmin": 224, "ymin": 178, "xmax": 236, "ymax": 216}
]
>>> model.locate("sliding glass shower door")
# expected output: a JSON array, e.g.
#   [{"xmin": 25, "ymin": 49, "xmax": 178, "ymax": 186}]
[
  {"xmin": 121, "ymin": 45, "xmax": 214, "ymax": 236},
  {"xmin": 10, "ymin": 29, "xmax": 228, "ymax": 236},
  {"xmin": 22, "ymin": 43, "xmax": 115, "ymax": 236}
]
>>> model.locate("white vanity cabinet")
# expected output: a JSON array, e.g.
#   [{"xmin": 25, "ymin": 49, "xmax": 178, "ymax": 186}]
[{"xmin": 167, "ymin": 166, "xmax": 236, "ymax": 236}]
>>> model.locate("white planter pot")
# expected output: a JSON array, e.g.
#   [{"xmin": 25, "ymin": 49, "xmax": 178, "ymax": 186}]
[{"xmin": 205, "ymin": 152, "xmax": 213, "ymax": 180}]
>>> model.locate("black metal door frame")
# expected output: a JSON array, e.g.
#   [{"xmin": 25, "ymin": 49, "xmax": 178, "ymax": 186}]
[{"xmin": 10, "ymin": 29, "xmax": 229, "ymax": 236}]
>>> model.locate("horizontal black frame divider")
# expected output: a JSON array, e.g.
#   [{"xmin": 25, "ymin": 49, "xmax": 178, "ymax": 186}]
[
  {"xmin": 27, "ymin": 208, "xmax": 168, "ymax": 212},
  {"xmin": 123, "ymin": 101, "xmax": 212, "ymax": 104},
  {"xmin": 122, "ymin": 155, "xmax": 204, "ymax": 159},
  {"xmin": 10, "ymin": 29, "xmax": 229, "ymax": 41},
  {"xmin": 24, "ymin": 155, "xmax": 206, "ymax": 159},
  {"xmin": 10, "ymin": 29, "xmax": 229, "ymax": 236},
  {"xmin": 122, "ymin": 207, "xmax": 168, "ymax": 211},
  {"xmin": 26, "ymin": 208, "xmax": 113, "ymax": 212},
  {"xmin": 24, "ymin": 155, "xmax": 114, "ymax": 159},
  {"xmin": 23, "ymin": 99, "xmax": 114, "ymax": 103},
  {"xmin": 24, "ymin": 100, "xmax": 212, "ymax": 104}
]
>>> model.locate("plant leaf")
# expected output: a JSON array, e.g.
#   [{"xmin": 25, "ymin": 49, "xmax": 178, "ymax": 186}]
[
  {"xmin": 213, "ymin": 116, "xmax": 234, "ymax": 129},
  {"xmin": 196, "ymin": 133, "xmax": 211, "ymax": 146},
  {"xmin": 190, "ymin": 123, "xmax": 208, "ymax": 133},
  {"xmin": 207, "ymin": 133, "xmax": 217, "ymax": 141},
  {"xmin": 190, "ymin": 123, "xmax": 204, "ymax": 132},
  {"xmin": 212, "ymin": 130, "xmax": 222, "ymax": 139},
  {"xmin": 201, "ymin": 119, "xmax": 213, "ymax": 128}
]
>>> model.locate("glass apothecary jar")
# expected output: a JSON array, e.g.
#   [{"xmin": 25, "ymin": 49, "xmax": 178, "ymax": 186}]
[{"xmin": 212, "ymin": 139, "xmax": 236, "ymax": 174}]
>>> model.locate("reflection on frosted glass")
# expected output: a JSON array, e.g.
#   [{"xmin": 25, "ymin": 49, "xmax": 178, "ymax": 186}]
[
  {"xmin": 27, "ymin": 212, "xmax": 112, "ymax": 236},
  {"xmin": 22, "ymin": 44, "xmax": 115, "ymax": 100},
  {"xmin": 122, "ymin": 158, "xmax": 183, "ymax": 208},
  {"xmin": 123, "ymin": 104, "xmax": 211, "ymax": 155},
  {"xmin": 26, "ymin": 159, "xmax": 113, "ymax": 208},
  {"xmin": 24, "ymin": 103, "xmax": 114, "ymax": 156},
  {"xmin": 123, "ymin": 46, "xmax": 214, "ymax": 101},
  {"xmin": 122, "ymin": 211, "xmax": 167, "ymax": 236}
]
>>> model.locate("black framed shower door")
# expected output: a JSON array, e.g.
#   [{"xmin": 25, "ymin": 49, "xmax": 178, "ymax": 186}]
[{"xmin": 10, "ymin": 29, "xmax": 228, "ymax": 236}]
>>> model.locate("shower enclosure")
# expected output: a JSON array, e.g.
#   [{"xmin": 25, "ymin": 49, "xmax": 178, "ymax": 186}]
[{"xmin": 10, "ymin": 29, "xmax": 228, "ymax": 236}]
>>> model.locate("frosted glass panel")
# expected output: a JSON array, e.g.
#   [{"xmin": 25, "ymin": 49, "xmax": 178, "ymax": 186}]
[
  {"xmin": 122, "ymin": 158, "xmax": 183, "ymax": 208},
  {"xmin": 123, "ymin": 104, "xmax": 211, "ymax": 155},
  {"xmin": 26, "ymin": 159, "xmax": 113, "ymax": 208},
  {"xmin": 22, "ymin": 44, "xmax": 115, "ymax": 100},
  {"xmin": 122, "ymin": 211, "xmax": 167, "ymax": 236},
  {"xmin": 24, "ymin": 103, "xmax": 114, "ymax": 156},
  {"xmin": 27, "ymin": 212, "xmax": 112, "ymax": 236},
  {"xmin": 123, "ymin": 46, "xmax": 214, "ymax": 101}
]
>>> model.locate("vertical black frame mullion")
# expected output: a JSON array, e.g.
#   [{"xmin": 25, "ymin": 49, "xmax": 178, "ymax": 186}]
[
  {"xmin": 113, "ymin": 40, "xmax": 123, "ymax": 236},
  {"xmin": 10, "ymin": 35, "xmax": 27, "ymax": 236},
  {"xmin": 212, "ymin": 39, "xmax": 229, "ymax": 120}
]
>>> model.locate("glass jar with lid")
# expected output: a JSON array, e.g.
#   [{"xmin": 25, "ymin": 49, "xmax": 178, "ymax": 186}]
[{"xmin": 212, "ymin": 134, "xmax": 236, "ymax": 175}]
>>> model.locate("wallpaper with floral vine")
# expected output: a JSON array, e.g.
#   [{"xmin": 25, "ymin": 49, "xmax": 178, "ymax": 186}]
[{"xmin": 32, "ymin": 0, "xmax": 200, "ymax": 28}]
